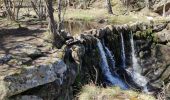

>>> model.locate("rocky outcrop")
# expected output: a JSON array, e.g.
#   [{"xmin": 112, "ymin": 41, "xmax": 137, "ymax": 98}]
[
  {"xmin": 0, "ymin": 59, "xmax": 67, "ymax": 99},
  {"xmin": 0, "ymin": 28, "xmax": 83, "ymax": 100},
  {"xmin": 69, "ymin": 21, "xmax": 170, "ymax": 98},
  {"xmin": 1, "ymin": 21, "xmax": 170, "ymax": 99},
  {"xmin": 153, "ymin": 0, "xmax": 170, "ymax": 15}
]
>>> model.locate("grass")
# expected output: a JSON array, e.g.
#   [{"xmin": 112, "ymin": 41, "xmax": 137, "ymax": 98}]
[
  {"xmin": 56, "ymin": 8, "xmax": 150, "ymax": 24},
  {"xmin": 53, "ymin": 0, "xmax": 169, "ymax": 25},
  {"xmin": 78, "ymin": 84, "xmax": 156, "ymax": 100},
  {"xmin": 54, "ymin": 8, "xmax": 108, "ymax": 22}
]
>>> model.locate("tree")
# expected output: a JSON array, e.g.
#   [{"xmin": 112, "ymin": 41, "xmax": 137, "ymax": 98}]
[
  {"xmin": 3, "ymin": 0, "xmax": 15, "ymax": 21},
  {"xmin": 58, "ymin": 0, "xmax": 62, "ymax": 33},
  {"xmin": 106, "ymin": 0, "xmax": 113, "ymax": 14},
  {"xmin": 16, "ymin": 0, "xmax": 23, "ymax": 20},
  {"xmin": 145, "ymin": 0, "xmax": 150, "ymax": 9},
  {"xmin": 163, "ymin": 0, "xmax": 167, "ymax": 17},
  {"xmin": 31, "ymin": 0, "xmax": 46, "ymax": 20},
  {"xmin": 44, "ymin": 0, "xmax": 64, "ymax": 48}
]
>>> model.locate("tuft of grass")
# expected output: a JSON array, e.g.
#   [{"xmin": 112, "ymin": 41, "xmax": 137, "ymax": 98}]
[{"xmin": 78, "ymin": 84, "xmax": 156, "ymax": 100}]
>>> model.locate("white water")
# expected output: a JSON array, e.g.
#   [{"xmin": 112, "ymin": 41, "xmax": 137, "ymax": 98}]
[
  {"xmin": 130, "ymin": 32, "xmax": 141, "ymax": 73},
  {"xmin": 130, "ymin": 32, "xmax": 148, "ymax": 92},
  {"xmin": 97, "ymin": 39, "xmax": 128, "ymax": 89},
  {"xmin": 104, "ymin": 44, "xmax": 116, "ymax": 69},
  {"xmin": 120, "ymin": 32, "xmax": 126, "ymax": 68}
]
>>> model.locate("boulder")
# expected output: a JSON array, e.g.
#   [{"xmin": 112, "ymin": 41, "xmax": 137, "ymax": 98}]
[
  {"xmin": 154, "ymin": 29, "xmax": 170, "ymax": 43},
  {"xmin": 0, "ymin": 59, "xmax": 67, "ymax": 99}
]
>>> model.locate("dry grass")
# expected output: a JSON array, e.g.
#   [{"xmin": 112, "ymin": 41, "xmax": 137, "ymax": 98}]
[
  {"xmin": 53, "ymin": 0, "xmax": 169, "ymax": 24},
  {"xmin": 78, "ymin": 84, "xmax": 156, "ymax": 100},
  {"xmin": 57, "ymin": 8, "xmax": 151, "ymax": 24}
]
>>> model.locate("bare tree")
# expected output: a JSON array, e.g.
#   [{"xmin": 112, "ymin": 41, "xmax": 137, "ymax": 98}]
[
  {"xmin": 31, "ymin": 0, "xmax": 46, "ymax": 20},
  {"xmin": 145, "ymin": 0, "xmax": 150, "ymax": 9},
  {"xmin": 58, "ymin": 0, "xmax": 62, "ymax": 33},
  {"xmin": 16, "ymin": 0, "xmax": 23, "ymax": 20},
  {"xmin": 106, "ymin": 0, "xmax": 113, "ymax": 14},
  {"xmin": 44, "ymin": 0, "xmax": 64, "ymax": 48},
  {"xmin": 3, "ymin": 0, "xmax": 15, "ymax": 20},
  {"xmin": 163, "ymin": 0, "xmax": 167, "ymax": 17}
]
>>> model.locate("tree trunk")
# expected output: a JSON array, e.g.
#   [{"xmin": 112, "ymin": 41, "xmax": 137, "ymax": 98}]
[
  {"xmin": 16, "ymin": 0, "xmax": 23, "ymax": 20},
  {"xmin": 163, "ymin": 0, "xmax": 167, "ymax": 17},
  {"xmin": 106, "ymin": 0, "xmax": 113, "ymax": 14},
  {"xmin": 145, "ymin": 0, "xmax": 150, "ymax": 9},
  {"xmin": 3, "ymin": 0, "xmax": 15, "ymax": 21},
  {"xmin": 58, "ymin": 0, "xmax": 62, "ymax": 33},
  {"xmin": 44, "ymin": 0, "xmax": 64, "ymax": 48}
]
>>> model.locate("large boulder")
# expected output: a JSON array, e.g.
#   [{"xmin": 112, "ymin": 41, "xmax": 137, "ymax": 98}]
[{"xmin": 0, "ymin": 59, "xmax": 67, "ymax": 99}]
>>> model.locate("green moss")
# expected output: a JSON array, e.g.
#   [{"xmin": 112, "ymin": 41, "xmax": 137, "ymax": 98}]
[{"xmin": 135, "ymin": 28, "xmax": 154, "ymax": 40}]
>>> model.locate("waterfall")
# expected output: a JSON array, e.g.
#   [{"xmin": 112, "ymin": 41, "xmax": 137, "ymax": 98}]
[
  {"xmin": 130, "ymin": 32, "xmax": 141, "ymax": 73},
  {"xmin": 97, "ymin": 39, "xmax": 128, "ymax": 90},
  {"xmin": 130, "ymin": 32, "xmax": 148, "ymax": 92},
  {"xmin": 102, "ymin": 41, "xmax": 115, "ymax": 69},
  {"xmin": 120, "ymin": 32, "xmax": 126, "ymax": 68}
]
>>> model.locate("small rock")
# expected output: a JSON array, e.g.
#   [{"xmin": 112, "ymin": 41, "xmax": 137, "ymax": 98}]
[{"xmin": 0, "ymin": 54, "xmax": 13, "ymax": 64}]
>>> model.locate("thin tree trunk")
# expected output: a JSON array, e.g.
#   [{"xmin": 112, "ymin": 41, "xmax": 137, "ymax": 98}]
[
  {"xmin": 58, "ymin": 0, "xmax": 62, "ymax": 33},
  {"xmin": 16, "ymin": 0, "xmax": 23, "ymax": 20},
  {"xmin": 145, "ymin": 0, "xmax": 150, "ymax": 9},
  {"xmin": 163, "ymin": 0, "xmax": 167, "ymax": 17},
  {"xmin": 106, "ymin": 0, "xmax": 113, "ymax": 14},
  {"xmin": 44, "ymin": 0, "xmax": 64, "ymax": 48},
  {"xmin": 3, "ymin": 0, "xmax": 15, "ymax": 20}
]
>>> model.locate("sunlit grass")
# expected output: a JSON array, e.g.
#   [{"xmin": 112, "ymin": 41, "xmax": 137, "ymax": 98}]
[
  {"xmin": 55, "ymin": 8, "xmax": 150, "ymax": 24},
  {"xmin": 78, "ymin": 84, "xmax": 156, "ymax": 100},
  {"xmin": 54, "ymin": 8, "xmax": 108, "ymax": 22}
]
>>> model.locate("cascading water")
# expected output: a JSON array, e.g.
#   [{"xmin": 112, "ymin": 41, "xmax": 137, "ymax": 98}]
[
  {"xmin": 102, "ymin": 41, "xmax": 116, "ymax": 69},
  {"xmin": 130, "ymin": 32, "xmax": 141, "ymax": 73},
  {"xmin": 120, "ymin": 32, "xmax": 126, "ymax": 68},
  {"xmin": 130, "ymin": 32, "xmax": 148, "ymax": 92},
  {"xmin": 97, "ymin": 39, "xmax": 128, "ymax": 90}
]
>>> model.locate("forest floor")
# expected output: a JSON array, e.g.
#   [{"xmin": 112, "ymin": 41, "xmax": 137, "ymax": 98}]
[{"xmin": 0, "ymin": 19, "xmax": 65, "ymax": 77}]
